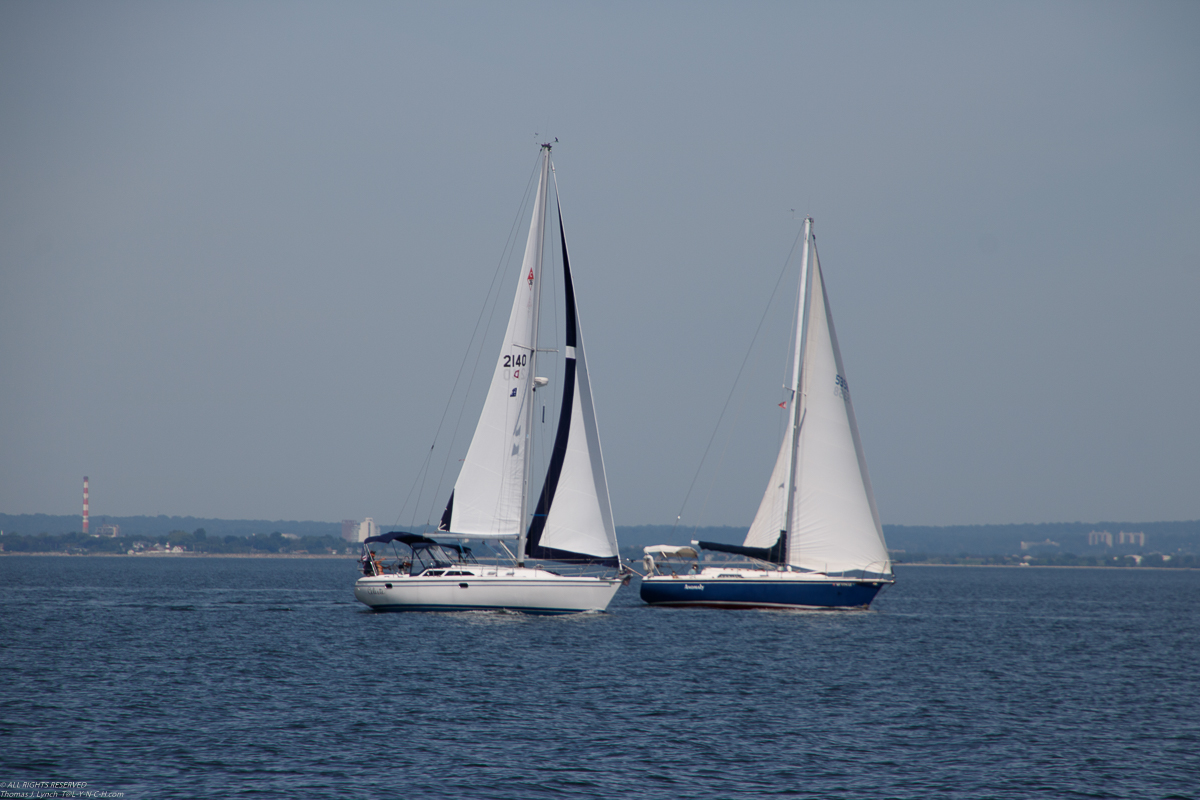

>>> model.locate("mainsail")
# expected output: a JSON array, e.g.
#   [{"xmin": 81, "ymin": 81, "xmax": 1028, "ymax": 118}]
[
  {"xmin": 744, "ymin": 219, "xmax": 891, "ymax": 577},
  {"xmin": 441, "ymin": 154, "xmax": 549, "ymax": 538}
]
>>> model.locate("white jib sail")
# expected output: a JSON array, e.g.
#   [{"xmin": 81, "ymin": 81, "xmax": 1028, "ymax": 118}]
[
  {"xmin": 788, "ymin": 252, "xmax": 890, "ymax": 576},
  {"xmin": 538, "ymin": 331, "xmax": 620, "ymax": 560},
  {"xmin": 449, "ymin": 154, "xmax": 549, "ymax": 537}
]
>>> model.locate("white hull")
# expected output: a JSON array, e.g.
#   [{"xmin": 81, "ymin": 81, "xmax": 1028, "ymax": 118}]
[{"xmin": 355, "ymin": 567, "xmax": 622, "ymax": 615}]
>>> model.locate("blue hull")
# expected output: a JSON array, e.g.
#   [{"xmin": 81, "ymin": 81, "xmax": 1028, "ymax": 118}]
[{"xmin": 640, "ymin": 577, "xmax": 887, "ymax": 609}]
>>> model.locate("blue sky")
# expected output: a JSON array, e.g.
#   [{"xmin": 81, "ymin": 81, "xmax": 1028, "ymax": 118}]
[{"xmin": 2, "ymin": 1, "xmax": 1197, "ymax": 527}]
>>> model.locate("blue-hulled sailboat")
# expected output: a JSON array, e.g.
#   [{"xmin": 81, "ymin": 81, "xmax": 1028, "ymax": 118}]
[{"xmin": 640, "ymin": 217, "xmax": 893, "ymax": 609}]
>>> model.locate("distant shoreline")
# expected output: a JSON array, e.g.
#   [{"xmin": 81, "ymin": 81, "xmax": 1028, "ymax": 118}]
[
  {"xmin": 0, "ymin": 551, "xmax": 356, "ymax": 559},
  {"xmin": 893, "ymin": 562, "xmax": 1198, "ymax": 570},
  {"xmin": 1, "ymin": 552, "xmax": 1195, "ymax": 571}
]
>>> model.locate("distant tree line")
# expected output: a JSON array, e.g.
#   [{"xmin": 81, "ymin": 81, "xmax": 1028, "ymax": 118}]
[
  {"xmin": 4, "ymin": 515, "xmax": 1198, "ymax": 564},
  {"xmin": 0, "ymin": 513, "xmax": 342, "ymax": 540},
  {"xmin": 889, "ymin": 551, "xmax": 1199, "ymax": 569},
  {"xmin": 0, "ymin": 527, "xmax": 356, "ymax": 556},
  {"xmin": 882, "ymin": 520, "xmax": 1200, "ymax": 555}
]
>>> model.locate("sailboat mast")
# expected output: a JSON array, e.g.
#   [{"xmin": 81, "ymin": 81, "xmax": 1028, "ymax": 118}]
[
  {"xmin": 517, "ymin": 145, "xmax": 552, "ymax": 566},
  {"xmin": 781, "ymin": 217, "xmax": 813, "ymax": 562}
]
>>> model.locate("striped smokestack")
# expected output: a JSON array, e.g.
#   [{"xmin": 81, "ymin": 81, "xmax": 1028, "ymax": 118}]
[{"xmin": 83, "ymin": 476, "xmax": 89, "ymax": 534}]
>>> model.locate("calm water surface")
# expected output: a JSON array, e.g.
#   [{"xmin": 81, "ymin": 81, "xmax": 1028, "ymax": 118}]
[{"xmin": 1, "ymin": 558, "xmax": 1198, "ymax": 799}]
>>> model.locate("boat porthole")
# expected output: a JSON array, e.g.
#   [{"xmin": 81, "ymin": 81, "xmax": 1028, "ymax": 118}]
[
  {"xmin": 459, "ymin": 583, "xmax": 469, "ymax": 589},
  {"xmin": 385, "ymin": 583, "xmax": 392, "ymax": 589}
]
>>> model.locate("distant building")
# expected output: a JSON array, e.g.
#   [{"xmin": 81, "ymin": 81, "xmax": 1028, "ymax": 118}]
[
  {"xmin": 281, "ymin": 533, "xmax": 300, "ymax": 540},
  {"xmin": 1118, "ymin": 531, "xmax": 1145, "ymax": 546},
  {"xmin": 1088, "ymin": 530, "xmax": 1113, "ymax": 547},
  {"xmin": 96, "ymin": 523, "xmax": 120, "ymax": 538},
  {"xmin": 1020, "ymin": 539, "xmax": 1059, "ymax": 551},
  {"xmin": 349, "ymin": 518, "xmax": 378, "ymax": 543},
  {"xmin": 342, "ymin": 520, "xmax": 359, "ymax": 542}
]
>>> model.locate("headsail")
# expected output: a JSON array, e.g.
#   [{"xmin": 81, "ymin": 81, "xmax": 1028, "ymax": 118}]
[
  {"xmin": 440, "ymin": 151, "xmax": 549, "ymax": 537},
  {"xmin": 744, "ymin": 220, "xmax": 890, "ymax": 577},
  {"xmin": 526, "ymin": 201, "xmax": 620, "ymax": 566}
]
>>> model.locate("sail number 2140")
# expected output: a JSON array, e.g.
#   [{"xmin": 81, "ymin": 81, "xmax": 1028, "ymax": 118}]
[{"xmin": 503, "ymin": 354, "xmax": 528, "ymax": 368}]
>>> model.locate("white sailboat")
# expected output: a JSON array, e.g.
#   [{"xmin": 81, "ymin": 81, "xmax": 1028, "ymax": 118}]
[
  {"xmin": 641, "ymin": 217, "xmax": 893, "ymax": 609},
  {"xmin": 355, "ymin": 144, "xmax": 625, "ymax": 614}
]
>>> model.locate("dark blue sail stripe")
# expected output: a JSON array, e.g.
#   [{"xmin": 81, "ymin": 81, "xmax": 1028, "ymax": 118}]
[
  {"xmin": 438, "ymin": 490, "xmax": 453, "ymax": 531},
  {"xmin": 559, "ymin": 204, "xmax": 577, "ymax": 350}
]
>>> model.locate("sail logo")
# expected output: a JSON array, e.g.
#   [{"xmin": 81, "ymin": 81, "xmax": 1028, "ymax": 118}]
[
  {"xmin": 527, "ymin": 268, "xmax": 535, "ymax": 286},
  {"xmin": 834, "ymin": 374, "xmax": 850, "ymax": 400}
]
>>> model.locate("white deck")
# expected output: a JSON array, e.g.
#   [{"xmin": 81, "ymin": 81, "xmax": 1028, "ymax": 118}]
[{"xmin": 648, "ymin": 566, "xmax": 844, "ymax": 582}]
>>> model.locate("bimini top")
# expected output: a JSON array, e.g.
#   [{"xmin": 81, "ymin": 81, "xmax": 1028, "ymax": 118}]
[
  {"xmin": 643, "ymin": 545, "xmax": 698, "ymax": 559},
  {"xmin": 363, "ymin": 531, "xmax": 435, "ymax": 546},
  {"xmin": 363, "ymin": 531, "xmax": 473, "ymax": 558}
]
